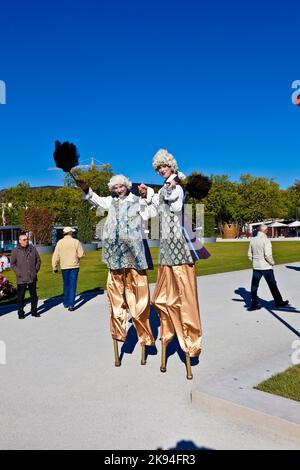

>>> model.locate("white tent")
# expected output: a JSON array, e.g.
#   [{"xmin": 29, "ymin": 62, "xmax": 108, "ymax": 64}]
[
  {"xmin": 288, "ymin": 220, "xmax": 300, "ymax": 237},
  {"xmin": 268, "ymin": 222, "xmax": 288, "ymax": 227},
  {"xmin": 288, "ymin": 220, "xmax": 300, "ymax": 227},
  {"xmin": 268, "ymin": 221, "xmax": 287, "ymax": 238}
]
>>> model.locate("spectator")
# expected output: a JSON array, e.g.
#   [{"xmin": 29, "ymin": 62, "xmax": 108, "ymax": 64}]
[
  {"xmin": 248, "ymin": 224, "xmax": 289, "ymax": 311},
  {"xmin": 10, "ymin": 233, "xmax": 41, "ymax": 319},
  {"xmin": 52, "ymin": 227, "xmax": 84, "ymax": 311}
]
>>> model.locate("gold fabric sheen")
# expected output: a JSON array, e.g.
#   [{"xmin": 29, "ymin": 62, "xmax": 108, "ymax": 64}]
[
  {"xmin": 107, "ymin": 268, "xmax": 154, "ymax": 346},
  {"xmin": 152, "ymin": 264, "xmax": 202, "ymax": 357}
]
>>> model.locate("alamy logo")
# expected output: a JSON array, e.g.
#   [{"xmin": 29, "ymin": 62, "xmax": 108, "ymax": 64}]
[
  {"xmin": 291, "ymin": 80, "xmax": 300, "ymax": 106},
  {"xmin": 291, "ymin": 339, "xmax": 300, "ymax": 365},
  {"xmin": 0, "ymin": 80, "xmax": 6, "ymax": 104},
  {"xmin": 0, "ymin": 341, "xmax": 6, "ymax": 365}
]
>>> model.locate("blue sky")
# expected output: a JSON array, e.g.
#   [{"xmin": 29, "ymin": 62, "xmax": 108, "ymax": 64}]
[{"xmin": 0, "ymin": 0, "xmax": 299, "ymax": 189}]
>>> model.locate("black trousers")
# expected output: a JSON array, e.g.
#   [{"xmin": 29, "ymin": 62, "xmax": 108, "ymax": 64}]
[
  {"xmin": 17, "ymin": 282, "xmax": 38, "ymax": 315},
  {"xmin": 250, "ymin": 269, "xmax": 283, "ymax": 306}
]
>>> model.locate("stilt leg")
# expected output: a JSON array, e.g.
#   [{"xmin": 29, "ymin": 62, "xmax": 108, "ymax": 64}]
[
  {"xmin": 141, "ymin": 345, "xmax": 146, "ymax": 365},
  {"xmin": 113, "ymin": 339, "xmax": 121, "ymax": 367},
  {"xmin": 185, "ymin": 354, "xmax": 193, "ymax": 380},
  {"xmin": 160, "ymin": 343, "xmax": 167, "ymax": 373}
]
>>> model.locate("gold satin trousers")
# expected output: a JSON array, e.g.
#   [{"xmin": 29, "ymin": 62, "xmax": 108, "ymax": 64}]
[
  {"xmin": 107, "ymin": 268, "xmax": 155, "ymax": 346},
  {"xmin": 152, "ymin": 264, "xmax": 202, "ymax": 357}
]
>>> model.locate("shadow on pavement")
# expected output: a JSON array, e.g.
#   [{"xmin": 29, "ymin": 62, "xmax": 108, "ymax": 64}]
[
  {"xmin": 38, "ymin": 288, "xmax": 104, "ymax": 315},
  {"xmin": 120, "ymin": 306, "xmax": 159, "ymax": 362},
  {"xmin": 165, "ymin": 335, "xmax": 200, "ymax": 367},
  {"xmin": 0, "ymin": 302, "xmax": 18, "ymax": 317},
  {"xmin": 72, "ymin": 288, "xmax": 104, "ymax": 311},
  {"xmin": 119, "ymin": 306, "xmax": 200, "ymax": 368},
  {"xmin": 163, "ymin": 440, "xmax": 214, "ymax": 450},
  {"xmin": 234, "ymin": 287, "xmax": 300, "ymax": 338},
  {"xmin": 0, "ymin": 288, "xmax": 104, "ymax": 318},
  {"xmin": 286, "ymin": 265, "xmax": 300, "ymax": 271}
]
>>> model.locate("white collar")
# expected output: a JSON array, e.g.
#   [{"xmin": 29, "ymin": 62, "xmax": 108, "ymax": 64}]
[{"xmin": 116, "ymin": 192, "xmax": 135, "ymax": 202}]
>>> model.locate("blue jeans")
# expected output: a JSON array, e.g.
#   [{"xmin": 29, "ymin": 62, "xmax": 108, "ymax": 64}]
[{"xmin": 61, "ymin": 269, "xmax": 79, "ymax": 308}]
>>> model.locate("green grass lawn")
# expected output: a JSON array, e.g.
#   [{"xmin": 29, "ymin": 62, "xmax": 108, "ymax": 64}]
[
  {"xmin": 255, "ymin": 364, "xmax": 300, "ymax": 403},
  {"xmin": 1, "ymin": 241, "xmax": 300, "ymax": 303}
]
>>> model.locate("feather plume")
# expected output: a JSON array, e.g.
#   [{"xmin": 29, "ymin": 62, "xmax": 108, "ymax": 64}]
[
  {"xmin": 185, "ymin": 174, "xmax": 212, "ymax": 200},
  {"xmin": 53, "ymin": 141, "xmax": 79, "ymax": 173}
]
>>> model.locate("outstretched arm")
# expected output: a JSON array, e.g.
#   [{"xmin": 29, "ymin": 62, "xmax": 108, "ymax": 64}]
[{"xmin": 76, "ymin": 180, "xmax": 112, "ymax": 211}]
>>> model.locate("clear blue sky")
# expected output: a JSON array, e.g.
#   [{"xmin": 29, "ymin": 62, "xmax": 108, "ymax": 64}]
[{"xmin": 0, "ymin": 0, "xmax": 299, "ymax": 189}]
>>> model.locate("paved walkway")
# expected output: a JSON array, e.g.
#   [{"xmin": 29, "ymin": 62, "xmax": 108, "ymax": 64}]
[{"xmin": 0, "ymin": 263, "xmax": 300, "ymax": 450}]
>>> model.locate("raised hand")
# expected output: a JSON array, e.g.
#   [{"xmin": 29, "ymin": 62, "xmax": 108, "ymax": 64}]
[
  {"xmin": 138, "ymin": 184, "xmax": 148, "ymax": 198},
  {"xmin": 166, "ymin": 179, "xmax": 177, "ymax": 190},
  {"xmin": 76, "ymin": 179, "xmax": 89, "ymax": 194}
]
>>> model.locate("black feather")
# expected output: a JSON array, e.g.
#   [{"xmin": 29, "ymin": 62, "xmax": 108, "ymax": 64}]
[
  {"xmin": 185, "ymin": 174, "xmax": 212, "ymax": 200},
  {"xmin": 53, "ymin": 141, "xmax": 79, "ymax": 173}
]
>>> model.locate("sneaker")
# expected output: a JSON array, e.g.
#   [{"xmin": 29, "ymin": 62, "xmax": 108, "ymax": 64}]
[
  {"xmin": 18, "ymin": 313, "xmax": 26, "ymax": 320},
  {"xmin": 68, "ymin": 307, "xmax": 75, "ymax": 312},
  {"xmin": 275, "ymin": 300, "xmax": 289, "ymax": 308},
  {"xmin": 31, "ymin": 312, "xmax": 41, "ymax": 317}
]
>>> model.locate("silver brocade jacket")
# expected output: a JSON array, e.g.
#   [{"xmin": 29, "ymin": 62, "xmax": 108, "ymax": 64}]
[{"xmin": 84, "ymin": 189, "xmax": 153, "ymax": 271}]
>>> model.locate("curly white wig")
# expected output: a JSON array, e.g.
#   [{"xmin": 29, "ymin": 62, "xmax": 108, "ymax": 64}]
[
  {"xmin": 152, "ymin": 148, "xmax": 178, "ymax": 173},
  {"xmin": 108, "ymin": 174, "xmax": 132, "ymax": 191}
]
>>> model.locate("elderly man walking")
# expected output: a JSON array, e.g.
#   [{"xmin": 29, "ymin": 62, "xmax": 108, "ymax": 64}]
[
  {"xmin": 248, "ymin": 224, "xmax": 289, "ymax": 311},
  {"xmin": 52, "ymin": 227, "xmax": 84, "ymax": 311},
  {"xmin": 11, "ymin": 233, "xmax": 41, "ymax": 319}
]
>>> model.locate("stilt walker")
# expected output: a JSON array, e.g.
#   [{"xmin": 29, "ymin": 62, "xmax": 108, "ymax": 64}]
[
  {"xmin": 139, "ymin": 149, "xmax": 211, "ymax": 379},
  {"xmin": 76, "ymin": 175, "xmax": 155, "ymax": 367}
]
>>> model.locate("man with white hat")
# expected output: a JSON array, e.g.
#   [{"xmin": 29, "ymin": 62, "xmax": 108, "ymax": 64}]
[
  {"xmin": 76, "ymin": 175, "xmax": 155, "ymax": 368},
  {"xmin": 248, "ymin": 224, "xmax": 289, "ymax": 310},
  {"xmin": 52, "ymin": 227, "xmax": 85, "ymax": 311}
]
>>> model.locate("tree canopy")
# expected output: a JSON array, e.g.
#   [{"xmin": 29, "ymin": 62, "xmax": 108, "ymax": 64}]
[{"xmin": 1, "ymin": 172, "xmax": 298, "ymax": 232}]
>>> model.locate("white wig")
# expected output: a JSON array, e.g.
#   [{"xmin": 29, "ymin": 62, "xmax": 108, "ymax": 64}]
[
  {"xmin": 108, "ymin": 174, "xmax": 132, "ymax": 191},
  {"xmin": 152, "ymin": 148, "xmax": 178, "ymax": 173}
]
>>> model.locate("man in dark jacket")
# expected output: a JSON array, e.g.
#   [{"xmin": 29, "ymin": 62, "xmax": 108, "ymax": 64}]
[{"xmin": 10, "ymin": 233, "xmax": 41, "ymax": 319}]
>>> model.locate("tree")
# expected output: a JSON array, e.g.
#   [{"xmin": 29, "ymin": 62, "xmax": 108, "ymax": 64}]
[
  {"xmin": 64, "ymin": 164, "xmax": 113, "ymax": 196},
  {"xmin": 204, "ymin": 213, "xmax": 216, "ymax": 237},
  {"xmin": 1, "ymin": 182, "xmax": 32, "ymax": 225},
  {"xmin": 286, "ymin": 180, "xmax": 300, "ymax": 219},
  {"xmin": 45, "ymin": 187, "xmax": 81, "ymax": 225},
  {"xmin": 77, "ymin": 200, "xmax": 93, "ymax": 244},
  {"xmin": 21, "ymin": 208, "xmax": 54, "ymax": 245},
  {"xmin": 237, "ymin": 174, "xmax": 288, "ymax": 223},
  {"xmin": 201, "ymin": 175, "xmax": 242, "ymax": 225}
]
